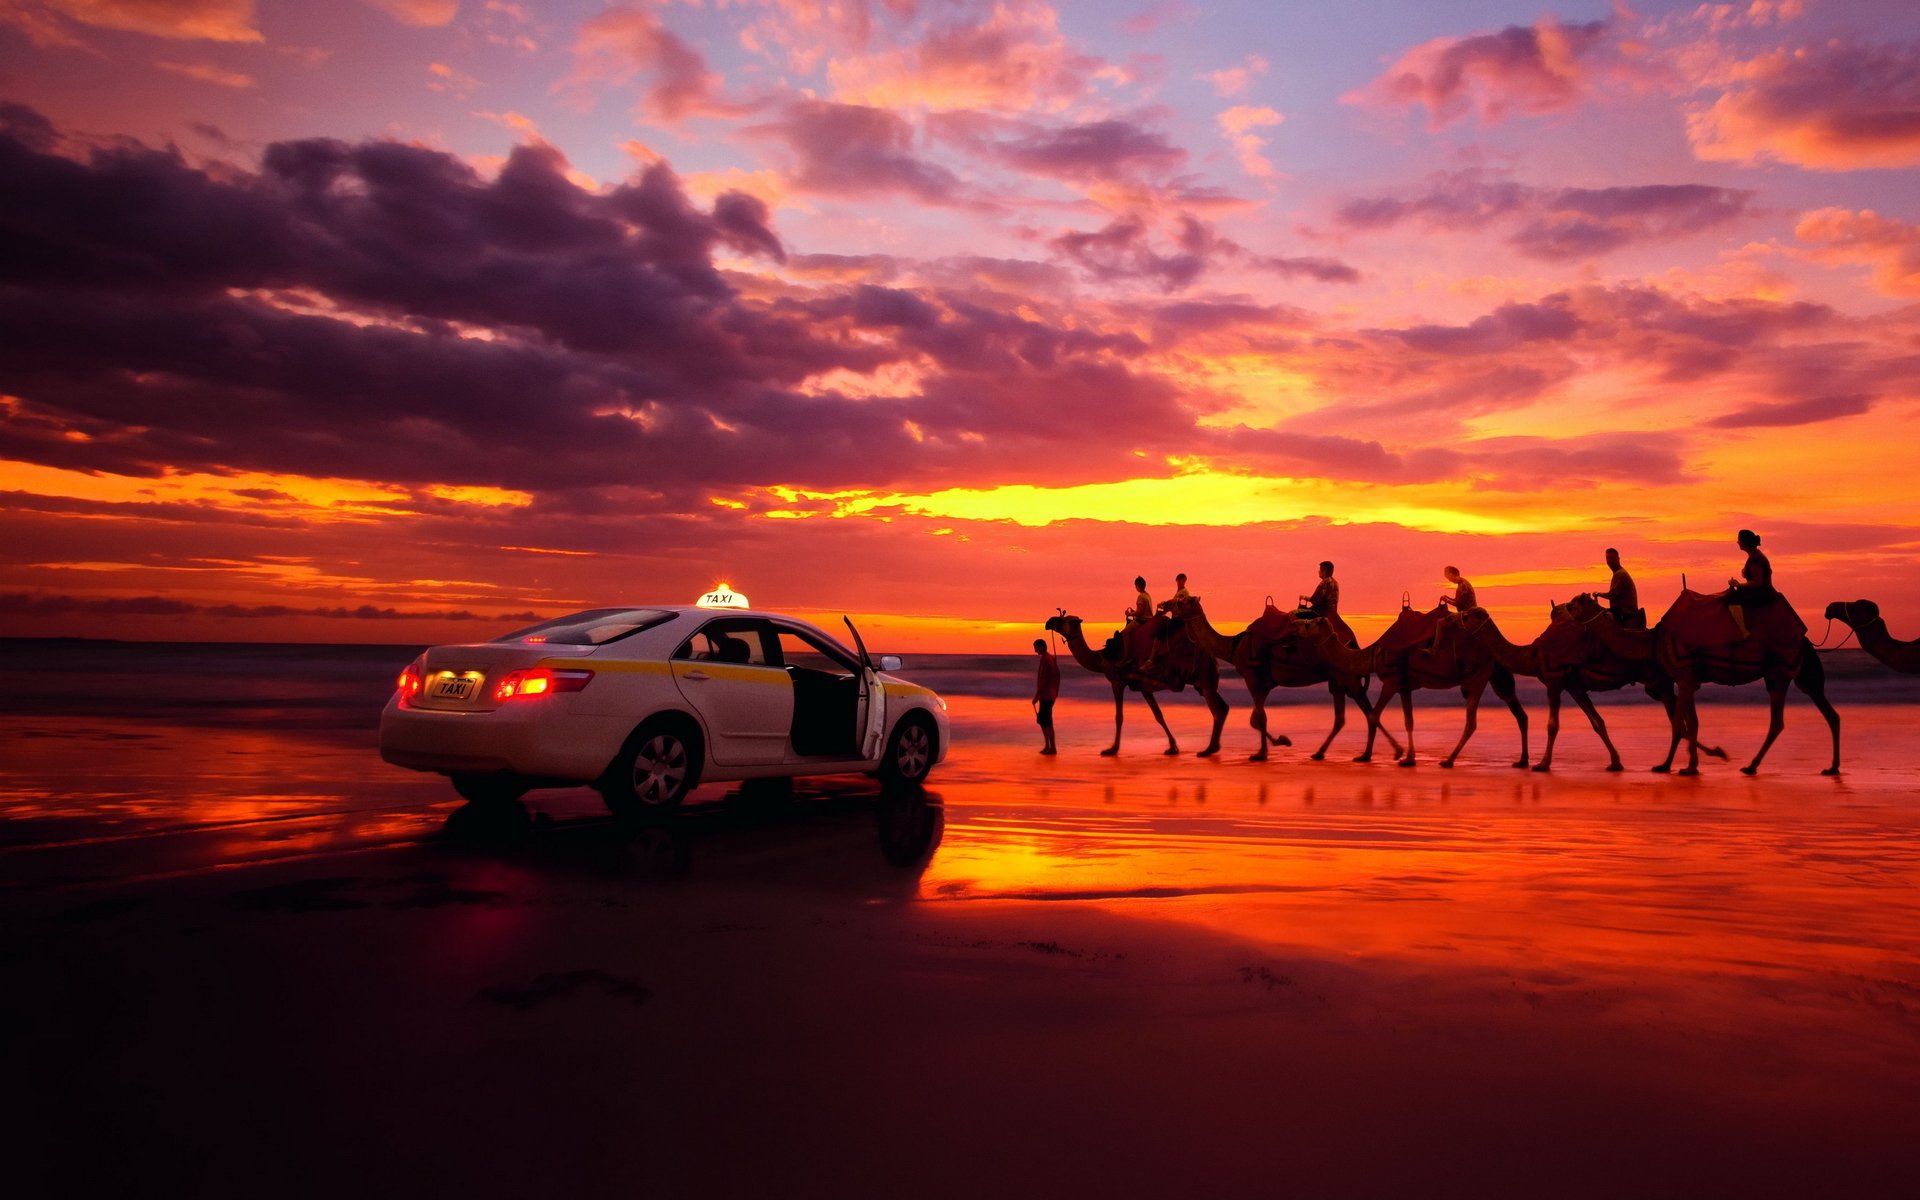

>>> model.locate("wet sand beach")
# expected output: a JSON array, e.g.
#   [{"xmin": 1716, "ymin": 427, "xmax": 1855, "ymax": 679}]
[{"xmin": 4, "ymin": 645, "xmax": 1919, "ymax": 1197}]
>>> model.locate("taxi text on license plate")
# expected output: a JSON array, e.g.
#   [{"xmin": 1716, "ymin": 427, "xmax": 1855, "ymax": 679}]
[{"xmin": 431, "ymin": 674, "xmax": 478, "ymax": 700}]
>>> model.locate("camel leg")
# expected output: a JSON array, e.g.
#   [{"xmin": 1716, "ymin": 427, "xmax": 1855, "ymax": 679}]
[
  {"xmin": 1141, "ymin": 689, "xmax": 1180, "ymax": 756},
  {"xmin": 1533, "ymin": 685, "xmax": 1562, "ymax": 773},
  {"xmin": 1396, "ymin": 685, "xmax": 1418, "ymax": 767},
  {"xmin": 1648, "ymin": 682, "xmax": 1680, "ymax": 772},
  {"xmin": 1102, "ymin": 680, "xmax": 1125, "ymax": 756},
  {"xmin": 1249, "ymin": 690, "xmax": 1271, "ymax": 762},
  {"xmin": 1794, "ymin": 651, "xmax": 1842, "ymax": 775},
  {"xmin": 1355, "ymin": 677, "xmax": 1393, "ymax": 763},
  {"xmin": 1197, "ymin": 684, "xmax": 1228, "ymax": 758},
  {"xmin": 1440, "ymin": 679, "xmax": 1488, "ymax": 768},
  {"xmin": 1495, "ymin": 670, "xmax": 1530, "ymax": 769},
  {"xmin": 1312, "ymin": 683, "xmax": 1343, "ymax": 761},
  {"xmin": 1358, "ymin": 680, "xmax": 1404, "ymax": 759},
  {"xmin": 1570, "ymin": 686, "xmax": 1623, "ymax": 772},
  {"xmin": 1742, "ymin": 678, "xmax": 1790, "ymax": 776},
  {"xmin": 1673, "ymin": 683, "xmax": 1702, "ymax": 775}
]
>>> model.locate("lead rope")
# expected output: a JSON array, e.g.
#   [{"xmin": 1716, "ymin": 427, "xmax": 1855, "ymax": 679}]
[{"xmin": 1810, "ymin": 602, "xmax": 1881, "ymax": 653}]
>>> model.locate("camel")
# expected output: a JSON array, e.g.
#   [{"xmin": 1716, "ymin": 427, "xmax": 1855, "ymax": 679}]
[
  {"xmin": 1461, "ymin": 600, "xmax": 1716, "ymax": 773},
  {"xmin": 1579, "ymin": 591, "xmax": 1839, "ymax": 776},
  {"xmin": 1042, "ymin": 612, "xmax": 1230, "ymax": 757},
  {"xmin": 1826, "ymin": 600, "xmax": 1920, "ymax": 674},
  {"xmin": 1164, "ymin": 595, "xmax": 1401, "ymax": 762},
  {"xmin": 1297, "ymin": 607, "xmax": 1530, "ymax": 769}
]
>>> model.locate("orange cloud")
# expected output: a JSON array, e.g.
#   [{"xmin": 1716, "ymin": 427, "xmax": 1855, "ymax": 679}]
[
  {"xmin": 567, "ymin": 4, "xmax": 746, "ymax": 121},
  {"xmin": 1200, "ymin": 53, "xmax": 1267, "ymax": 99},
  {"xmin": 826, "ymin": 0, "xmax": 1096, "ymax": 112},
  {"xmin": 1794, "ymin": 208, "xmax": 1920, "ymax": 296},
  {"xmin": 155, "ymin": 59, "xmax": 255, "ymax": 88},
  {"xmin": 10, "ymin": 0, "xmax": 262, "ymax": 42},
  {"xmin": 1349, "ymin": 15, "xmax": 1652, "ymax": 129},
  {"xmin": 1217, "ymin": 104, "xmax": 1283, "ymax": 180},
  {"xmin": 362, "ymin": 0, "xmax": 458, "ymax": 27},
  {"xmin": 1686, "ymin": 41, "xmax": 1920, "ymax": 171}
]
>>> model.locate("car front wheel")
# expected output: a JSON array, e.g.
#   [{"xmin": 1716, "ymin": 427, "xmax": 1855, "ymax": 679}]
[
  {"xmin": 878, "ymin": 715, "xmax": 936, "ymax": 786},
  {"xmin": 601, "ymin": 718, "xmax": 702, "ymax": 821}
]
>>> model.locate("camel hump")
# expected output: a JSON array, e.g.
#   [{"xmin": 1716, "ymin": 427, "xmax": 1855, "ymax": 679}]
[
  {"xmin": 1661, "ymin": 589, "xmax": 1808, "ymax": 654},
  {"xmin": 1248, "ymin": 604, "xmax": 1294, "ymax": 639},
  {"xmin": 1379, "ymin": 605, "xmax": 1446, "ymax": 653}
]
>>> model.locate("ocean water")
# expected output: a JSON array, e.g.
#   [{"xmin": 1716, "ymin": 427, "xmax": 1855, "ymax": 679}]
[{"xmin": 2, "ymin": 638, "xmax": 1911, "ymax": 726}]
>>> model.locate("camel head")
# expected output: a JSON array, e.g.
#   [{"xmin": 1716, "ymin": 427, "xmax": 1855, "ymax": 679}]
[
  {"xmin": 1043, "ymin": 612, "xmax": 1081, "ymax": 635},
  {"xmin": 1561, "ymin": 593, "xmax": 1604, "ymax": 623},
  {"xmin": 1458, "ymin": 606, "xmax": 1493, "ymax": 634},
  {"xmin": 1826, "ymin": 599, "xmax": 1879, "ymax": 627},
  {"xmin": 1162, "ymin": 594, "xmax": 1202, "ymax": 620}
]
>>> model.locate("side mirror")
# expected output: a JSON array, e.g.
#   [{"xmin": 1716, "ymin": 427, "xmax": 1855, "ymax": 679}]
[{"xmin": 878, "ymin": 654, "xmax": 903, "ymax": 673}]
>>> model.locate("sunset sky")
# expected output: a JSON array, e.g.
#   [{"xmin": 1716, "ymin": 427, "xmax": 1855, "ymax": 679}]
[{"xmin": 2, "ymin": 0, "xmax": 1917, "ymax": 650}]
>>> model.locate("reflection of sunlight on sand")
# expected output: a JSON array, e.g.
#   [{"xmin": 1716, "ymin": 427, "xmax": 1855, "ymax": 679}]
[{"xmin": 921, "ymin": 695, "xmax": 1920, "ymax": 1038}]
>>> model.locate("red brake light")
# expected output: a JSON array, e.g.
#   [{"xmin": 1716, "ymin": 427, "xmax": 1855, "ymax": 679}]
[
  {"xmin": 494, "ymin": 667, "xmax": 593, "ymax": 702},
  {"xmin": 396, "ymin": 655, "xmax": 424, "ymax": 703}
]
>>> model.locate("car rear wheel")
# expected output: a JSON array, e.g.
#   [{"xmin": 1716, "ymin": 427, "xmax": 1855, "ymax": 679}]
[
  {"xmin": 601, "ymin": 718, "xmax": 702, "ymax": 821},
  {"xmin": 878, "ymin": 715, "xmax": 936, "ymax": 786}
]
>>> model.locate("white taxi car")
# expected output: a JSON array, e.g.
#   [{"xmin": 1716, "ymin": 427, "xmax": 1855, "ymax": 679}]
[{"xmin": 378, "ymin": 589, "xmax": 949, "ymax": 818}]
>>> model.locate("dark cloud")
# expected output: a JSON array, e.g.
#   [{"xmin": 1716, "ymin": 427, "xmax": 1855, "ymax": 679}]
[
  {"xmin": 0, "ymin": 105, "xmax": 1294, "ymax": 503},
  {"xmin": 1690, "ymin": 39, "xmax": 1920, "ymax": 171},
  {"xmin": 745, "ymin": 100, "xmax": 967, "ymax": 205},
  {"xmin": 1708, "ymin": 393, "xmax": 1877, "ymax": 429},
  {"xmin": 1394, "ymin": 298, "xmax": 1583, "ymax": 354},
  {"xmin": 1050, "ymin": 215, "xmax": 1212, "ymax": 290},
  {"xmin": 932, "ymin": 113, "xmax": 1187, "ymax": 183},
  {"xmin": 1337, "ymin": 172, "xmax": 1755, "ymax": 261},
  {"xmin": 1350, "ymin": 17, "xmax": 1637, "ymax": 129},
  {"xmin": 1048, "ymin": 213, "xmax": 1355, "ymax": 291},
  {"xmin": 0, "ymin": 592, "xmax": 538, "ymax": 620}
]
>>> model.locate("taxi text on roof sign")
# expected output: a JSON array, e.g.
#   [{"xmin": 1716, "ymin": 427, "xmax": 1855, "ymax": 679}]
[{"xmin": 697, "ymin": 585, "xmax": 749, "ymax": 609}]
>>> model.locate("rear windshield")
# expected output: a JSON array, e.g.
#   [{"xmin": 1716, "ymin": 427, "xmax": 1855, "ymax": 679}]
[{"xmin": 494, "ymin": 608, "xmax": 679, "ymax": 646}]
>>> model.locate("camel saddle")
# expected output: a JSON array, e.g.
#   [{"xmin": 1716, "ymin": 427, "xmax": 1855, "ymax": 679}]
[
  {"xmin": 1241, "ymin": 603, "xmax": 1297, "ymax": 662},
  {"xmin": 1377, "ymin": 605, "xmax": 1447, "ymax": 653},
  {"xmin": 1102, "ymin": 615, "xmax": 1187, "ymax": 689},
  {"xmin": 1658, "ymin": 589, "xmax": 1808, "ymax": 667}
]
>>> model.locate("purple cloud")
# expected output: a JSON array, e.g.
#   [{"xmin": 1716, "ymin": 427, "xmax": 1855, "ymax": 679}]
[
  {"xmin": 1708, "ymin": 393, "xmax": 1877, "ymax": 429},
  {"xmin": 1337, "ymin": 172, "xmax": 1755, "ymax": 261}
]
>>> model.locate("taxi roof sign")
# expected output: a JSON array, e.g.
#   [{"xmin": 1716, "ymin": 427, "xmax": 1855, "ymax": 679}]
[{"xmin": 697, "ymin": 585, "xmax": 749, "ymax": 609}]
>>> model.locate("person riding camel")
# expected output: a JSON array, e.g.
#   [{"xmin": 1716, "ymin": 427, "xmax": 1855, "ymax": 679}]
[
  {"xmin": 1431, "ymin": 565, "xmax": 1476, "ymax": 653},
  {"xmin": 1129, "ymin": 575, "xmax": 1153, "ymax": 626},
  {"xmin": 1146, "ymin": 574, "xmax": 1189, "ymax": 673},
  {"xmin": 1300, "ymin": 560, "xmax": 1354, "ymax": 645},
  {"xmin": 1598, "ymin": 548, "xmax": 1638, "ymax": 624},
  {"xmin": 1726, "ymin": 529, "xmax": 1775, "ymax": 639},
  {"xmin": 1300, "ymin": 561, "xmax": 1336, "ymax": 615}
]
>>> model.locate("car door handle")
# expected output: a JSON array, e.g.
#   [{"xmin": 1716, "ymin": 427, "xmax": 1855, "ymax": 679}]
[{"xmin": 683, "ymin": 670, "xmax": 710, "ymax": 681}]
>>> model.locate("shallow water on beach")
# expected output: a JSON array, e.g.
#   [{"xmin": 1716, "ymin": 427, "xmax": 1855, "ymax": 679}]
[
  {"xmin": 4, "ymin": 649, "xmax": 1916, "ymax": 991},
  {"xmin": 5, "ymin": 644, "xmax": 1919, "ymax": 1196}
]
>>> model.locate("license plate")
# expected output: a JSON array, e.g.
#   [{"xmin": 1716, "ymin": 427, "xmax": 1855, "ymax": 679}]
[{"xmin": 430, "ymin": 673, "xmax": 480, "ymax": 700}]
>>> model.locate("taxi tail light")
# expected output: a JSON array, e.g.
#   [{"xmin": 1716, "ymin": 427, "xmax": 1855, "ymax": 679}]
[
  {"xmin": 396, "ymin": 655, "xmax": 424, "ymax": 704},
  {"xmin": 494, "ymin": 667, "xmax": 594, "ymax": 702}
]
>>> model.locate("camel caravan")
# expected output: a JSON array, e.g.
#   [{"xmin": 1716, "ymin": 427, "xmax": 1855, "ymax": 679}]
[{"xmin": 1039, "ymin": 532, "xmax": 1915, "ymax": 776}]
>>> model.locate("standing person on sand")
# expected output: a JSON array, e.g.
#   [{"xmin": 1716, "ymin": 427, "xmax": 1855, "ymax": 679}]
[
  {"xmin": 1726, "ymin": 529, "xmax": 1776, "ymax": 639},
  {"xmin": 1598, "ymin": 548, "xmax": 1638, "ymax": 623},
  {"xmin": 1033, "ymin": 638, "xmax": 1060, "ymax": 755}
]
